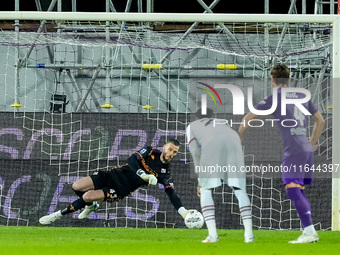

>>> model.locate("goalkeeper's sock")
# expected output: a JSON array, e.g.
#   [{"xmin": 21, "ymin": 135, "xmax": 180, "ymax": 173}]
[
  {"xmin": 200, "ymin": 189, "xmax": 218, "ymax": 238},
  {"xmin": 61, "ymin": 197, "xmax": 88, "ymax": 215},
  {"xmin": 285, "ymin": 187, "xmax": 313, "ymax": 228},
  {"xmin": 72, "ymin": 188, "xmax": 86, "ymax": 198},
  {"xmin": 72, "ymin": 189, "xmax": 92, "ymax": 206}
]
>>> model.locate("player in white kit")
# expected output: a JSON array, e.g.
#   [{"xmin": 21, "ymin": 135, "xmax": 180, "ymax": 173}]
[{"xmin": 186, "ymin": 108, "xmax": 254, "ymax": 243}]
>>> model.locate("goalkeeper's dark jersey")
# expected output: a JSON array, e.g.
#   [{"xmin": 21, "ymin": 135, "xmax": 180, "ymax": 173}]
[{"xmin": 94, "ymin": 146, "xmax": 183, "ymax": 210}]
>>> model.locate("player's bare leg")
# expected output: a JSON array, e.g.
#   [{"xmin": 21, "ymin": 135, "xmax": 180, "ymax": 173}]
[
  {"xmin": 72, "ymin": 176, "xmax": 95, "ymax": 192},
  {"xmin": 39, "ymin": 177, "xmax": 102, "ymax": 225},
  {"xmin": 77, "ymin": 189, "xmax": 104, "ymax": 219},
  {"xmin": 285, "ymin": 182, "xmax": 319, "ymax": 244},
  {"xmin": 71, "ymin": 177, "xmax": 104, "ymax": 219}
]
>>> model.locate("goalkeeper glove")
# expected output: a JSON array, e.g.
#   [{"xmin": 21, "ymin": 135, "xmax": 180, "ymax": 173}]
[{"xmin": 136, "ymin": 169, "xmax": 158, "ymax": 185}]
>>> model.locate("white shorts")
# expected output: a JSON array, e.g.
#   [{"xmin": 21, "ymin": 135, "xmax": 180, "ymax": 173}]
[{"xmin": 198, "ymin": 176, "xmax": 246, "ymax": 190}]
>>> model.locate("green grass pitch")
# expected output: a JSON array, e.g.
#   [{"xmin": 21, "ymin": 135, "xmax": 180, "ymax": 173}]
[{"xmin": 1, "ymin": 227, "xmax": 340, "ymax": 255}]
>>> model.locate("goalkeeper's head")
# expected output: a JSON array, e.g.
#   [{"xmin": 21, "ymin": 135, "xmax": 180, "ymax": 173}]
[{"xmin": 161, "ymin": 139, "xmax": 180, "ymax": 164}]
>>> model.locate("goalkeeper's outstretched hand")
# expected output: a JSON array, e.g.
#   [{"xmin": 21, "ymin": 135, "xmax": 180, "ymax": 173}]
[{"xmin": 136, "ymin": 169, "xmax": 158, "ymax": 185}]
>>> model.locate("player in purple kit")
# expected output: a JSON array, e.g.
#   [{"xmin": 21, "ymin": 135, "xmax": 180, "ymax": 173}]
[{"xmin": 238, "ymin": 64, "xmax": 325, "ymax": 243}]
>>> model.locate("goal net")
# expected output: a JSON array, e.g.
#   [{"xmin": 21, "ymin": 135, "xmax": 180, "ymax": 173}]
[{"xmin": 0, "ymin": 12, "xmax": 338, "ymax": 230}]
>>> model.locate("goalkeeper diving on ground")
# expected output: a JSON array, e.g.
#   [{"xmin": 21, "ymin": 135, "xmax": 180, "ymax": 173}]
[{"xmin": 39, "ymin": 139, "xmax": 194, "ymax": 225}]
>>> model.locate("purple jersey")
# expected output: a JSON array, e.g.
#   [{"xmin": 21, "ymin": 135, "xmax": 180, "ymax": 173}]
[{"xmin": 255, "ymin": 87, "xmax": 318, "ymax": 156}]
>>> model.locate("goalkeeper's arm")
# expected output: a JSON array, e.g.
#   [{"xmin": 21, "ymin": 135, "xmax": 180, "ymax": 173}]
[
  {"xmin": 136, "ymin": 169, "xmax": 157, "ymax": 185},
  {"xmin": 164, "ymin": 186, "xmax": 191, "ymax": 219},
  {"xmin": 127, "ymin": 152, "xmax": 157, "ymax": 185}
]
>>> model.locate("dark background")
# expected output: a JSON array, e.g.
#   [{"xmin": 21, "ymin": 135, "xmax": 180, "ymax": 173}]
[
  {"xmin": 0, "ymin": 0, "xmax": 333, "ymax": 229},
  {"xmin": 0, "ymin": 112, "xmax": 332, "ymax": 229}
]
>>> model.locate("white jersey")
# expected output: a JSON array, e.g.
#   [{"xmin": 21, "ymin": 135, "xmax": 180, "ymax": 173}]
[{"xmin": 186, "ymin": 118, "xmax": 246, "ymax": 190}]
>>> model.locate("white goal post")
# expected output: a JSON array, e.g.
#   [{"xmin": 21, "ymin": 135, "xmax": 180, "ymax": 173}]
[{"xmin": 0, "ymin": 11, "xmax": 339, "ymax": 230}]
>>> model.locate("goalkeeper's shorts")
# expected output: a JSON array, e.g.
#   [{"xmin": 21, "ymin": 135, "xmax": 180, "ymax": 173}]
[{"xmin": 90, "ymin": 170, "xmax": 126, "ymax": 202}]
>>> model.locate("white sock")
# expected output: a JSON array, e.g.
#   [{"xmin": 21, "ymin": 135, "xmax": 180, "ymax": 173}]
[
  {"xmin": 303, "ymin": 225, "xmax": 317, "ymax": 235},
  {"xmin": 234, "ymin": 188, "xmax": 253, "ymax": 235},
  {"xmin": 200, "ymin": 189, "xmax": 218, "ymax": 237}
]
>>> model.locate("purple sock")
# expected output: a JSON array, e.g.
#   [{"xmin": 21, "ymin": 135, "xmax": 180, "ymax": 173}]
[
  {"xmin": 300, "ymin": 189, "xmax": 312, "ymax": 212},
  {"xmin": 285, "ymin": 187, "xmax": 313, "ymax": 228}
]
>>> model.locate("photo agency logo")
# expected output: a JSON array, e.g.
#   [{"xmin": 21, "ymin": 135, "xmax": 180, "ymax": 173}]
[
  {"xmin": 198, "ymin": 82, "xmax": 312, "ymax": 128},
  {"xmin": 197, "ymin": 82, "xmax": 223, "ymax": 114}
]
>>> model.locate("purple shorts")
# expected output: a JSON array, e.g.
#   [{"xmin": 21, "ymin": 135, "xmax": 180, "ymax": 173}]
[{"xmin": 282, "ymin": 151, "xmax": 314, "ymax": 185}]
